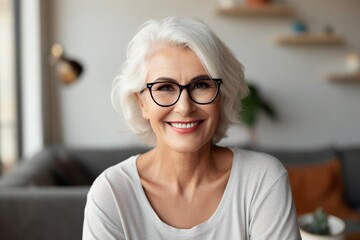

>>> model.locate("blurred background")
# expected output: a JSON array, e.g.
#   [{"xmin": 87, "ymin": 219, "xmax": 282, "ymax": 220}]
[{"xmin": 1, "ymin": 0, "xmax": 360, "ymax": 171}]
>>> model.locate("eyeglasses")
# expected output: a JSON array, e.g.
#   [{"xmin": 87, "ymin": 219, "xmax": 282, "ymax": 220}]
[{"xmin": 140, "ymin": 78, "xmax": 222, "ymax": 107}]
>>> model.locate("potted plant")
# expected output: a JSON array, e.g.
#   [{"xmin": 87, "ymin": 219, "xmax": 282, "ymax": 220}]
[
  {"xmin": 298, "ymin": 208, "xmax": 346, "ymax": 240},
  {"xmin": 239, "ymin": 83, "xmax": 277, "ymax": 144}
]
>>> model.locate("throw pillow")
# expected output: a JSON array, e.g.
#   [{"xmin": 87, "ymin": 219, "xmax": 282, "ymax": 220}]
[
  {"xmin": 286, "ymin": 157, "xmax": 360, "ymax": 221},
  {"xmin": 53, "ymin": 156, "xmax": 93, "ymax": 186}
]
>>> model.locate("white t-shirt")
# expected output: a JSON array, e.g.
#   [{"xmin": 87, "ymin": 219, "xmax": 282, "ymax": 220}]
[{"xmin": 83, "ymin": 148, "xmax": 301, "ymax": 240}]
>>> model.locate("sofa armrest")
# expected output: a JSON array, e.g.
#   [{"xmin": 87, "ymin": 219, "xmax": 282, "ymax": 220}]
[
  {"xmin": 0, "ymin": 148, "xmax": 59, "ymax": 187},
  {"xmin": 0, "ymin": 187, "xmax": 89, "ymax": 240}
]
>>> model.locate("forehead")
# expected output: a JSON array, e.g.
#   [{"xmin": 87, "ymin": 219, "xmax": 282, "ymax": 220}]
[{"xmin": 146, "ymin": 46, "xmax": 207, "ymax": 82}]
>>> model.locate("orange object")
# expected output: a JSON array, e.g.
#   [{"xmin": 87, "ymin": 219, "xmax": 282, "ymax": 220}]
[
  {"xmin": 246, "ymin": 0, "xmax": 272, "ymax": 6},
  {"xmin": 286, "ymin": 158, "xmax": 360, "ymax": 221}
]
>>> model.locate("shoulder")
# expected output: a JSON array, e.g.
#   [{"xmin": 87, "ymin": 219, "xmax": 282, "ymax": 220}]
[
  {"xmin": 231, "ymin": 147, "xmax": 286, "ymax": 176},
  {"xmin": 229, "ymin": 148, "xmax": 293, "ymax": 213},
  {"xmin": 88, "ymin": 155, "xmax": 139, "ymax": 199},
  {"xmin": 85, "ymin": 155, "xmax": 141, "ymax": 225},
  {"xmin": 227, "ymin": 148, "xmax": 300, "ymax": 239},
  {"xmin": 83, "ymin": 156, "xmax": 139, "ymax": 238},
  {"xmin": 230, "ymin": 147, "xmax": 288, "ymax": 193}
]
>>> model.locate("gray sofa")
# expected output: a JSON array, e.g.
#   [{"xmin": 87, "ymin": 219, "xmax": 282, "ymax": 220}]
[
  {"xmin": 0, "ymin": 145, "xmax": 359, "ymax": 240},
  {"xmin": 0, "ymin": 146, "xmax": 148, "ymax": 240}
]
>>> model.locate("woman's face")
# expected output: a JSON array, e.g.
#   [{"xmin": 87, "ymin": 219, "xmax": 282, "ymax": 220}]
[{"xmin": 137, "ymin": 46, "xmax": 221, "ymax": 153}]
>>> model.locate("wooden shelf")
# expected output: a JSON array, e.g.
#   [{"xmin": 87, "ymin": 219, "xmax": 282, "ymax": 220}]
[
  {"xmin": 325, "ymin": 72, "xmax": 360, "ymax": 84},
  {"xmin": 274, "ymin": 34, "xmax": 345, "ymax": 46},
  {"xmin": 217, "ymin": 4, "xmax": 294, "ymax": 17}
]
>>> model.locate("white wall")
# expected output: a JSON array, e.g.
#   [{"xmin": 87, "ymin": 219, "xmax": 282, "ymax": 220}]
[{"xmin": 49, "ymin": 0, "xmax": 360, "ymax": 149}]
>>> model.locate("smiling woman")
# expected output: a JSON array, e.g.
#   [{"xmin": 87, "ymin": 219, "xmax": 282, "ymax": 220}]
[
  {"xmin": 83, "ymin": 16, "xmax": 301, "ymax": 240},
  {"xmin": 111, "ymin": 17, "xmax": 248, "ymax": 145}
]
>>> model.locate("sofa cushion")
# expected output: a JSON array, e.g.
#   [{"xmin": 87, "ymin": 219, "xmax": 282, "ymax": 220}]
[
  {"xmin": 53, "ymin": 156, "xmax": 93, "ymax": 186},
  {"xmin": 338, "ymin": 146, "xmax": 360, "ymax": 209},
  {"xmin": 286, "ymin": 157, "xmax": 360, "ymax": 221}
]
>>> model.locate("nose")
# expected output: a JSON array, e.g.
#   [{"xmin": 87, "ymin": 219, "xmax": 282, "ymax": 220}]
[{"xmin": 173, "ymin": 89, "xmax": 196, "ymax": 116}]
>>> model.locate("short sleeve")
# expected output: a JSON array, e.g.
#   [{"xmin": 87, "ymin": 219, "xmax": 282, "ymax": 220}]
[
  {"xmin": 249, "ymin": 173, "xmax": 301, "ymax": 240},
  {"xmin": 82, "ymin": 175, "xmax": 125, "ymax": 240}
]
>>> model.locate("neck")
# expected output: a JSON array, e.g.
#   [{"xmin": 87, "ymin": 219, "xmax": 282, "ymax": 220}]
[{"xmin": 152, "ymin": 143, "xmax": 217, "ymax": 195}]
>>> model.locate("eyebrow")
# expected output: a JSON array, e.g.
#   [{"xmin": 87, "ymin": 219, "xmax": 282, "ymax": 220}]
[{"xmin": 152, "ymin": 74, "xmax": 211, "ymax": 83}]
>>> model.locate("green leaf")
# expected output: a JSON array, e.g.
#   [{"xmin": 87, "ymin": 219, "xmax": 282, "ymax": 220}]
[{"xmin": 239, "ymin": 83, "xmax": 277, "ymax": 128}]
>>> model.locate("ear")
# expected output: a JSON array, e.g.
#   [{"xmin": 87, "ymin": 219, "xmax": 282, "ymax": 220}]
[{"xmin": 135, "ymin": 93, "xmax": 150, "ymax": 119}]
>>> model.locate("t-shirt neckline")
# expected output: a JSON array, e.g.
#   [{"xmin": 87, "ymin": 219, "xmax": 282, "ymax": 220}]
[{"xmin": 130, "ymin": 147, "xmax": 239, "ymax": 238}]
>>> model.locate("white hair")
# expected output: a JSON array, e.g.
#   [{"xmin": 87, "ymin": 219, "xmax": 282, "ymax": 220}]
[{"xmin": 111, "ymin": 16, "xmax": 248, "ymax": 145}]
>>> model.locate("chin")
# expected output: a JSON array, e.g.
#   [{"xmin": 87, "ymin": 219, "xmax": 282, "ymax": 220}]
[{"xmin": 159, "ymin": 138, "xmax": 213, "ymax": 154}]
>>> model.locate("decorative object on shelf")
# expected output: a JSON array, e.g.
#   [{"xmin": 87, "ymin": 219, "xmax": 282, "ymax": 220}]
[
  {"xmin": 239, "ymin": 83, "xmax": 277, "ymax": 144},
  {"xmin": 325, "ymin": 54, "xmax": 360, "ymax": 84},
  {"xmin": 324, "ymin": 24, "xmax": 334, "ymax": 35},
  {"xmin": 292, "ymin": 20, "xmax": 308, "ymax": 34},
  {"xmin": 298, "ymin": 208, "xmax": 345, "ymax": 240},
  {"xmin": 51, "ymin": 43, "xmax": 84, "ymax": 85},
  {"xmin": 218, "ymin": 0, "xmax": 238, "ymax": 8},
  {"xmin": 345, "ymin": 53, "xmax": 360, "ymax": 73},
  {"xmin": 274, "ymin": 20, "xmax": 345, "ymax": 46},
  {"xmin": 217, "ymin": 3, "xmax": 294, "ymax": 17},
  {"xmin": 218, "ymin": 0, "xmax": 242, "ymax": 8}
]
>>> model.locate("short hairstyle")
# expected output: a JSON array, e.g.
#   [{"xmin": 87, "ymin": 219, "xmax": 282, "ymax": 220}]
[{"xmin": 111, "ymin": 16, "xmax": 248, "ymax": 145}]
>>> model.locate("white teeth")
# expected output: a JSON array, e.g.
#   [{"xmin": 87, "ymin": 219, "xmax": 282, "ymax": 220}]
[{"xmin": 170, "ymin": 122, "xmax": 199, "ymax": 129}]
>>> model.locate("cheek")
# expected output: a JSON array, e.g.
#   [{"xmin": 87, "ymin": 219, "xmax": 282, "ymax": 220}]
[
  {"xmin": 142, "ymin": 97, "xmax": 170, "ymax": 122},
  {"xmin": 213, "ymin": 110, "xmax": 221, "ymax": 129},
  {"xmin": 210, "ymin": 99, "xmax": 221, "ymax": 121},
  {"xmin": 209, "ymin": 102, "xmax": 222, "ymax": 132}
]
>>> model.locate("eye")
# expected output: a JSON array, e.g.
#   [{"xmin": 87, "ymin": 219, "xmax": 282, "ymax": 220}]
[
  {"xmin": 192, "ymin": 80, "xmax": 213, "ymax": 90},
  {"xmin": 153, "ymin": 82, "xmax": 177, "ymax": 92}
]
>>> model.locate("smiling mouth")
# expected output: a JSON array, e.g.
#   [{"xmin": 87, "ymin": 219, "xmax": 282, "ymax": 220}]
[{"xmin": 168, "ymin": 121, "xmax": 201, "ymax": 129}]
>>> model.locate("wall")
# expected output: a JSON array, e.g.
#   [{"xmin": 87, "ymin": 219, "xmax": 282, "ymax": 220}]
[{"xmin": 48, "ymin": 0, "xmax": 360, "ymax": 149}]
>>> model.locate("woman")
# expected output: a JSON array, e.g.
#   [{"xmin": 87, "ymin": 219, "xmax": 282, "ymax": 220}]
[{"xmin": 83, "ymin": 17, "xmax": 301, "ymax": 239}]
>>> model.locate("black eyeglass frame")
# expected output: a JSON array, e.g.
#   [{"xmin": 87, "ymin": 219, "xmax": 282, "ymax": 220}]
[{"xmin": 141, "ymin": 78, "xmax": 222, "ymax": 107}]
